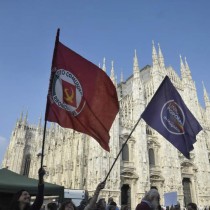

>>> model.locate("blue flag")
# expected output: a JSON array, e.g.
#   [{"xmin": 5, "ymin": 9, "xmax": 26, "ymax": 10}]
[{"xmin": 141, "ymin": 76, "xmax": 202, "ymax": 159}]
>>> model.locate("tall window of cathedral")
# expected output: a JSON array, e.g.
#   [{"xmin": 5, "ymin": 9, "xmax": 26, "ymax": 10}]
[
  {"xmin": 122, "ymin": 144, "xmax": 129, "ymax": 161},
  {"xmin": 149, "ymin": 148, "xmax": 155, "ymax": 166},
  {"xmin": 23, "ymin": 154, "xmax": 31, "ymax": 176},
  {"xmin": 146, "ymin": 125, "xmax": 152, "ymax": 135}
]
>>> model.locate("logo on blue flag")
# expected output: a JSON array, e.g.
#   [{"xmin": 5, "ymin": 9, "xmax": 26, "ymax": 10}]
[
  {"xmin": 141, "ymin": 76, "xmax": 202, "ymax": 159},
  {"xmin": 161, "ymin": 100, "xmax": 185, "ymax": 135}
]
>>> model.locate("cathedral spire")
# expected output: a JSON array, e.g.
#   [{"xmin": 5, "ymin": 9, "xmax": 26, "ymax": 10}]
[
  {"xmin": 19, "ymin": 111, "xmax": 23, "ymax": 122},
  {"xmin": 184, "ymin": 57, "xmax": 192, "ymax": 80},
  {"xmin": 110, "ymin": 60, "xmax": 115, "ymax": 84},
  {"xmin": 133, "ymin": 49, "xmax": 140, "ymax": 78},
  {"xmin": 180, "ymin": 55, "xmax": 186, "ymax": 80},
  {"xmin": 24, "ymin": 111, "xmax": 28, "ymax": 124},
  {"xmin": 38, "ymin": 114, "xmax": 42, "ymax": 128},
  {"xmin": 134, "ymin": 49, "xmax": 139, "ymax": 68},
  {"xmin": 132, "ymin": 49, "xmax": 143, "ymax": 102},
  {"xmin": 151, "ymin": 40, "xmax": 163, "ymax": 91},
  {"xmin": 102, "ymin": 57, "xmax": 106, "ymax": 72},
  {"xmin": 152, "ymin": 40, "xmax": 159, "ymax": 68},
  {"xmin": 202, "ymin": 81, "xmax": 210, "ymax": 106},
  {"xmin": 120, "ymin": 70, "xmax": 124, "ymax": 83},
  {"xmin": 158, "ymin": 43, "xmax": 165, "ymax": 70}
]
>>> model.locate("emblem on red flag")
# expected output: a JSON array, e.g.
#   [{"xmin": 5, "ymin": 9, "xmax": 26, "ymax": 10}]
[
  {"xmin": 62, "ymin": 80, "xmax": 77, "ymax": 107},
  {"xmin": 52, "ymin": 69, "xmax": 86, "ymax": 116}
]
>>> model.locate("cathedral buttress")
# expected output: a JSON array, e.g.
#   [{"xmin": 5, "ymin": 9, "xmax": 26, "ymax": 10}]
[
  {"xmin": 180, "ymin": 56, "xmax": 200, "ymax": 117},
  {"xmin": 132, "ymin": 49, "xmax": 144, "ymax": 117}
]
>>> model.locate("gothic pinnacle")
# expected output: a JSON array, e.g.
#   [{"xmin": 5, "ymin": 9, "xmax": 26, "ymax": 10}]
[
  {"xmin": 24, "ymin": 110, "xmax": 28, "ymax": 124},
  {"xmin": 184, "ymin": 57, "xmax": 192, "ymax": 80},
  {"xmin": 158, "ymin": 43, "xmax": 165, "ymax": 69},
  {"xmin": 102, "ymin": 57, "xmax": 106, "ymax": 72},
  {"xmin": 19, "ymin": 111, "xmax": 23, "ymax": 122},
  {"xmin": 110, "ymin": 60, "xmax": 115, "ymax": 83},
  {"xmin": 152, "ymin": 40, "xmax": 158, "ymax": 67},
  {"xmin": 120, "ymin": 70, "xmax": 124, "ymax": 82},
  {"xmin": 134, "ymin": 49, "xmax": 139, "ymax": 68},
  {"xmin": 180, "ymin": 54, "xmax": 186, "ymax": 79},
  {"xmin": 202, "ymin": 81, "xmax": 210, "ymax": 104},
  {"xmin": 38, "ymin": 114, "xmax": 42, "ymax": 127},
  {"xmin": 133, "ymin": 49, "xmax": 140, "ymax": 78}
]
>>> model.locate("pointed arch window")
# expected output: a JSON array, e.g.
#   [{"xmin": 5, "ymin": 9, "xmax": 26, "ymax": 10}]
[
  {"xmin": 23, "ymin": 154, "xmax": 31, "ymax": 176},
  {"xmin": 146, "ymin": 125, "xmax": 152, "ymax": 135},
  {"xmin": 122, "ymin": 144, "xmax": 129, "ymax": 161},
  {"xmin": 149, "ymin": 148, "xmax": 155, "ymax": 166}
]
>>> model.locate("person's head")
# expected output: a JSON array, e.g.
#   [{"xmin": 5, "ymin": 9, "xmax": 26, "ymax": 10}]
[
  {"xmin": 9, "ymin": 189, "xmax": 31, "ymax": 210},
  {"xmin": 17, "ymin": 190, "xmax": 30, "ymax": 205},
  {"xmin": 187, "ymin": 203, "xmax": 197, "ymax": 210},
  {"xmin": 47, "ymin": 202, "xmax": 57, "ymax": 210},
  {"xmin": 121, "ymin": 205, "xmax": 128, "ymax": 210},
  {"xmin": 108, "ymin": 201, "xmax": 117, "ymax": 210},
  {"xmin": 87, "ymin": 197, "xmax": 92, "ymax": 204},
  {"xmin": 96, "ymin": 198, "xmax": 106, "ymax": 210},
  {"xmin": 150, "ymin": 186, "xmax": 158, "ymax": 191},
  {"xmin": 174, "ymin": 201, "xmax": 180, "ymax": 210},
  {"xmin": 59, "ymin": 200, "xmax": 76, "ymax": 210},
  {"xmin": 80, "ymin": 199, "xmax": 87, "ymax": 206},
  {"xmin": 143, "ymin": 189, "xmax": 160, "ymax": 210},
  {"xmin": 77, "ymin": 199, "xmax": 87, "ymax": 210},
  {"xmin": 108, "ymin": 197, "xmax": 114, "ymax": 204}
]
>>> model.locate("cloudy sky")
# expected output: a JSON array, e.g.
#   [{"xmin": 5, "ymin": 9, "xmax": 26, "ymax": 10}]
[{"xmin": 0, "ymin": 1, "xmax": 210, "ymax": 165}]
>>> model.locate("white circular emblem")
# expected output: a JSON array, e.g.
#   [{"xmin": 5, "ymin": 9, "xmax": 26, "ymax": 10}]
[
  {"xmin": 52, "ymin": 69, "xmax": 86, "ymax": 116},
  {"xmin": 160, "ymin": 100, "xmax": 185, "ymax": 135}
]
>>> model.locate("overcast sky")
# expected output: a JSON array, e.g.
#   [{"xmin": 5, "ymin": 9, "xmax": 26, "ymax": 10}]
[{"xmin": 1, "ymin": 1, "xmax": 210, "ymax": 165}]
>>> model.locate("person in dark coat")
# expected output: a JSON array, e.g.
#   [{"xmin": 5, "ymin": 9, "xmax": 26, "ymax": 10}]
[
  {"xmin": 47, "ymin": 202, "xmax": 58, "ymax": 210},
  {"xmin": 59, "ymin": 200, "xmax": 77, "ymax": 210},
  {"xmin": 108, "ymin": 201, "xmax": 117, "ymax": 210},
  {"xmin": 9, "ymin": 167, "xmax": 45, "ymax": 210},
  {"xmin": 187, "ymin": 203, "xmax": 197, "ymax": 210},
  {"xmin": 135, "ymin": 189, "xmax": 160, "ymax": 210}
]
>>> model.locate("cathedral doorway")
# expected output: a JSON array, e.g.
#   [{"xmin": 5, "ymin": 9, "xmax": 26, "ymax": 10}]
[
  {"xmin": 121, "ymin": 184, "xmax": 131, "ymax": 209},
  {"xmin": 182, "ymin": 178, "xmax": 192, "ymax": 207}
]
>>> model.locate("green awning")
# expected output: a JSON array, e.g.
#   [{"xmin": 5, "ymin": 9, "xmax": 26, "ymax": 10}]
[{"xmin": 0, "ymin": 168, "xmax": 64, "ymax": 201}]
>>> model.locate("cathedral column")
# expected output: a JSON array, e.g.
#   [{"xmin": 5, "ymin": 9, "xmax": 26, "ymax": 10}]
[{"xmin": 191, "ymin": 176, "xmax": 198, "ymax": 204}]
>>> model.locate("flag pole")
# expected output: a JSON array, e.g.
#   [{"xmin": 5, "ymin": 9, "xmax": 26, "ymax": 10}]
[
  {"xmin": 40, "ymin": 121, "xmax": 47, "ymax": 168},
  {"xmin": 40, "ymin": 28, "xmax": 60, "ymax": 168},
  {"xmin": 103, "ymin": 116, "xmax": 142, "ymax": 182}
]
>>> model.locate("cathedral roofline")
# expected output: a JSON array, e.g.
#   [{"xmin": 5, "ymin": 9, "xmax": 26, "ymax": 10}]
[{"xmin": 119, "ymin": 65, "xmax": 152, "ymax": 84}]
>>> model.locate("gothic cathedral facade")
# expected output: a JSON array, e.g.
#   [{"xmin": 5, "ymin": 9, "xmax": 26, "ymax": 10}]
[{"xmin": 2, "ymin": 42, "xmax": 210, "ymax": 209}]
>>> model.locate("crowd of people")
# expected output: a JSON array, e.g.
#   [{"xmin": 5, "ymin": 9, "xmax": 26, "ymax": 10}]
[
  {"xmin": 135, "ymin": 188, "xmax": 198, "ymax": 210},
  {"xmin": 7, "ymin": 168, "xmax": 202, "ymax": 210}
]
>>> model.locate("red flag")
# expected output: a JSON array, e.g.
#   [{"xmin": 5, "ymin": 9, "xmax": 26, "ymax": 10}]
[{"xmin": 45, "ymin": 31, "xmax": 119, "ymax": 151}]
